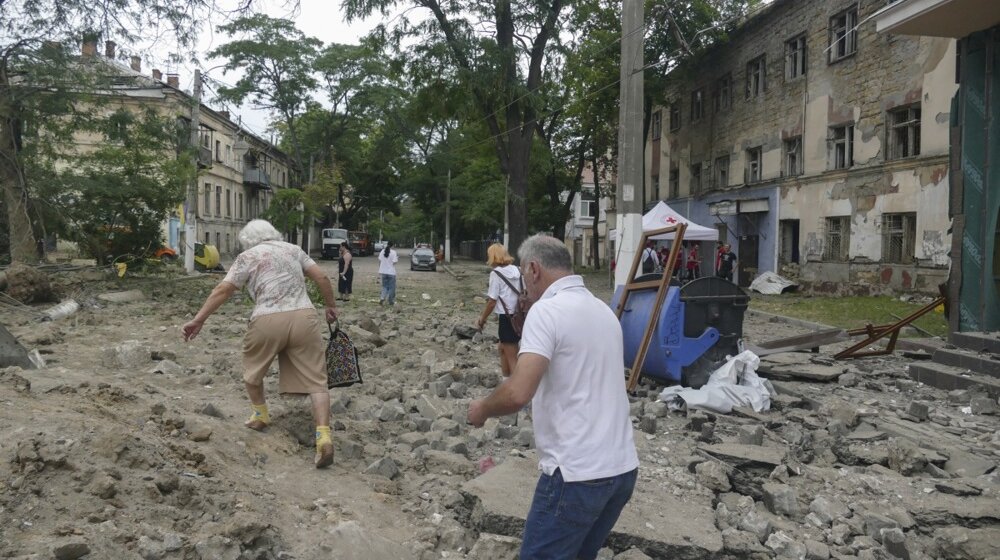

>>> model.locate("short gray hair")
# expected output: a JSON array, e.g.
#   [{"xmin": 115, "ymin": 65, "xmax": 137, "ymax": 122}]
[
  {"xmin": 518, "ymin": 234, "xmax": 572, "ymax": 272},
  {"xmin": 238, "ymin": 219, "xmax": 282, "ymax": 249}
]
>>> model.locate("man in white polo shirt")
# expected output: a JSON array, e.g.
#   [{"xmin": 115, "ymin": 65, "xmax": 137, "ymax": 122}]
[{"xmin": 468, "ymin": 234, "xmax": 639, "ymax": 560}]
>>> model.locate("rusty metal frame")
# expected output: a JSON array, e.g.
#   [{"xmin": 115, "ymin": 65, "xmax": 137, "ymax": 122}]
[
  {"xmin": 834, "ymin": 296, "xmax": 947, "ymax": 360},
  {"xmin": 618, "ymin": 223, "xmax": 687, "ymax": 392}
]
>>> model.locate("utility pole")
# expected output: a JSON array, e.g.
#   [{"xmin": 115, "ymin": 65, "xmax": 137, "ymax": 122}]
[
  {"xmin": 445, "ymin": 168, "xmax": 452, "ymax": 262},
  {"xmin": 184, "ymin": 69, "xmax": 202, "ymax": 274},
  {"xmin": 614, "ymin": 0, "xmax": 644, "ymax": 288}
]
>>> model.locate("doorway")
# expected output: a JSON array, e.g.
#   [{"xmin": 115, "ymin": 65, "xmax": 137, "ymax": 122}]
[
  {"xmin": 779, "ymin": 219, "xmax": 800, "ymax": 264},
  {"xmin": 738, "ymin": 235, "xmax": 759, "ymax": 288}
]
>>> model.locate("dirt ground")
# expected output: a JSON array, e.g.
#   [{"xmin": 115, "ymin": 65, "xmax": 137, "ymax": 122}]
[{"xmin": 0, "ymin": 252, "xmax": 997, "ymax": 559}]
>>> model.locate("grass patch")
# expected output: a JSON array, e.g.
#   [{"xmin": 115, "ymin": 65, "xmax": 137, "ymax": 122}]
[{"xmin": 750, "ymin": 294, "xmax": 948, "ymax": 338}]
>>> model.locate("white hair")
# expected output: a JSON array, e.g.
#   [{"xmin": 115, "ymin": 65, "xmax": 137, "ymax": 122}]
[
  {"xmin": 238, "ymin": 219, "xmax": 282, "ymax": 249},
  {"xmin": 518, "ymin": 234, "xmax": 573, "ymax": 272}
]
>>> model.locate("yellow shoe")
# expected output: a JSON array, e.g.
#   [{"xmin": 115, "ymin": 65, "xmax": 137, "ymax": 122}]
[
  {"xmin": 315, "ymin": 426, "xmax": 334, "ymax": 468},
  {"xmin": 245, "ymin": 404, "xmax": 269, "ymax": 431}
]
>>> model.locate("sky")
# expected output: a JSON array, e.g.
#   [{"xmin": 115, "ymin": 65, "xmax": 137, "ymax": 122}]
[{"xmin": 157, "ymin": 0, "xmax": 399, "ymax": 139}]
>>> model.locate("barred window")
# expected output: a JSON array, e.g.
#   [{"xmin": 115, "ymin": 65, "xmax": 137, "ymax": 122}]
[
  {"xmin": 882, "ymin": 213, "xmax": 916, "ymax": 264},
  {"xmin": 824, "ymin": 216, "xmax": 851, "ymax": 261}
]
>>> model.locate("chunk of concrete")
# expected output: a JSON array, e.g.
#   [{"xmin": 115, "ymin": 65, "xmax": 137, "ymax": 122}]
[
  {"xmin": 695, "ymin": 461, "xmax": 731, "ymax": 492},
  {"xmin": 737, "ymin": 425, "xmax": 765, "ymax": 446},
  {"xmin": 461, "ymin": 456, "xmax": 722, "ymax": 557},
  {"xmin": 762, "ymin": 483, "xmax": 800, "ymax": 518},
  {"xmin": 364, "ymin": 457, "xmax": 399, "ymax": 480},
  {"xmin": 101, "ymin": 340, "xmax": 152, "ymax": 369},
  {"xmin": 97, "ymin": 289, "xmax": 145, "ymax": 303},
  {"xmin": 0, "ymin": 324, "xmax": 35, "ymax": 369},
  {"xmin": 698, "ymin": 443, "xmax": 784, "ymax": 468},
  {"xmin": 467, "ymin": 533, "xmax": 520, "ymax": 560}
]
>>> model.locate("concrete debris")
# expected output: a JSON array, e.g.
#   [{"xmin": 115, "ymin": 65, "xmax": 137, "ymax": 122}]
[
  {"xmin": 5, "ymin": 263, "xmax": 55, "ymax": 304},
  {"xmin": 466, "ymin": 533, "xmax": 520, "ymax": 560},
  {"xmin": 96, "ymin": 289, "xmax": 146, "ymax": 303},
  {"xmin": 101, "ymin": 339, "xmax": 151, "ymax": 369}
]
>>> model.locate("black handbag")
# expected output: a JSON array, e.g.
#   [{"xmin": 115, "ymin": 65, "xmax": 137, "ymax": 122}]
[{"xmin": 326, "ymin": 322, "xmax": 362, "ymax": 388}]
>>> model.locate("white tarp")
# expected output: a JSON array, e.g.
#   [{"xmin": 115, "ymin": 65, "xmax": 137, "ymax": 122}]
[
  {"xmin": 749, "ymin": 271, "xmax": 799, "ymax": 295},
  {"xmin": 642, "ymin": 202, "xmax": 719, "ymax": 240},
  {"xmin": 657, "ymin": 350, "xmax": 775, "ymax": 414}
]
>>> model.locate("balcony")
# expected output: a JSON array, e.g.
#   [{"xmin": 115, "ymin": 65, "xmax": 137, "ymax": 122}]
[
  {"xmin": 243, "ymin": 167, "xmax": 270, "ymax": 188},
  {"xmin": 197, "ymin": 146, "xmax": 213, "ymax": 169}
]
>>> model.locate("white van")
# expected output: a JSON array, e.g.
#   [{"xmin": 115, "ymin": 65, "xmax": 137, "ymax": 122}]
[{"xmin": 321, "ymin": 228, "xmax": 349, "ymax": 259}]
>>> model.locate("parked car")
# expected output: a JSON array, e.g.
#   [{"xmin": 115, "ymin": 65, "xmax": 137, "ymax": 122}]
[
  {"xmin": 373, "ymin": 240, "xmax": 387, "ymax": 252},
  {"xmin": 410, "ymin": 247, "xmax": 436, "ymax": 271}
]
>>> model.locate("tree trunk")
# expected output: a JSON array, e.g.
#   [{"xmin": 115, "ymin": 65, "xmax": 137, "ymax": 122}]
[
  {"xmin": 0, "ymin": 67, "xmax": 37, "ymax": 264},
  {"xmin": 506, "ymin": 128, "xmax": 531, "ymax": 256}
]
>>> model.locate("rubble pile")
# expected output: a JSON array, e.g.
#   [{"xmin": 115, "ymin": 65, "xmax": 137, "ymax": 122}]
[{"xmin": 0, "ymin": 262, "xmax": 997, "ymax": 559}]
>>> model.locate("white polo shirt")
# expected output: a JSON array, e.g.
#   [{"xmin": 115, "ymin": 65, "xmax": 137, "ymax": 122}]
[{"xmin": 518, "ymin": 275, "xmax": 639, "ymax": 482}]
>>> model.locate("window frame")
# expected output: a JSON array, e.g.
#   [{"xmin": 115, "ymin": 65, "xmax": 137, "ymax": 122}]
[
  {"xmin": 714, "ymin": 155, "xmax": 730, "ymax": 189},
  {"xmin": 669, "ymin": 103, "xmax": 681, "ymax": 132},
  {"xmin": 651, "ymin": 110, "xmax": 662, "ymax": 140},
  {"xmin": 714, "ymin": 74, "xmax": 732, "ymax": 113},
  {"xmin": 651, "ymin": 174, "xmax": 660, "ymax": 201},
  {"xmin": 668, "ymin": 166, "xmax": 680, "ymax": 199},
  {"xmin": 215, "ymin": 185, "xmax": 222, "ymax": 217},
  {"xmin": 830, "ymin": 124, "xmax": 855, "ymax": 170},
  {"xmin": 746, "ymin": 55, "xmax": 767, "ymax": 99},
  {"xmin": 785, "ymin": 34, "xmax": 808, "ymax": 80},
  {"xmin": 784, "ymin": 136, "xmax": 803, "ymax": 176},
  {"xmin": 829, "ymin": 5, "xmax": 858, "ymax": 64},
  {"xmin": 882, "ymin": 212, "xmax": 917, "ymax": 264},
  {"xmin": 579, "ymin": 188, "xmax": 597, "ymax": 219},
  {"xmin": 203, "ymin": 182, "xmax": 211, "ymax": 217},
  {"xmin": 888, "ymin": 105, "xmax": 922, "ymax": 160},
  {"xmin": 691, "ymin": 88, "xmax": 705, "ymax": 121},
  {"xmin": 823, "ymin": 216, "xmax": 851, "ymax": 261},
  {"xmin": 691, "ymin": 162, "xmax": 702, "ymax": 194},
  {"xmin": 746, "ymin": 146, "xmax": 763, "ymax": 183}
]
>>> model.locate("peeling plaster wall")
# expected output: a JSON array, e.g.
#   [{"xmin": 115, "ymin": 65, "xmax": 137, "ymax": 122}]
[{"xmin": 643, "ymin": 0, "xmax": 956, "ymax": 294}]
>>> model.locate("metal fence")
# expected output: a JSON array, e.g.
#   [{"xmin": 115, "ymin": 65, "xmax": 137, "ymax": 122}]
[{"xmin": 457, "ymin": 240, "xmax": 492, "ymax": 261}]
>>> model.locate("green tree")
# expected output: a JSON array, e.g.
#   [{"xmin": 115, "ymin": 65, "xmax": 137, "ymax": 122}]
[
  {"xmin": 30, "ymin": 107, "xmax": 194, "ymax": 264},
  {"xmin": 210, "ymin": 14, "xmax": 322, "ymax": 174},
  {"xmin": 264, "ymin": 188, "xmax": 306, "ymax": 240},
  {"xmin": 343, "ymin": 0, "xmax": 568, "ymax": 256}
]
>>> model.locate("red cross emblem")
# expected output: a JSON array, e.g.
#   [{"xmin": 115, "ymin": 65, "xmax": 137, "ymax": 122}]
[{"xmin": 665, "ymin": 217, "xmax": 677, "ymax": 224}]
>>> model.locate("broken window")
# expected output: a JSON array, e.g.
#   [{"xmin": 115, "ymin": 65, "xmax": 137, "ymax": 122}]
[
  {"xmin": 715, "ymin": 155, "xmax": 730, "ymax": 188},
  {"xmin": 882, "ymin": 213, "xmax": 917, "ymax": 264},
  {"xmin": 651, "ymin": 110, "xmax": 662, "ymax": 140},
  {"xmin": 746, "ymin": 147, "xmax": 762, "ymax": 183},
  {"xmin": 714, "ymin": 74, "xmax": 732, "ymax": 113},
  {"xmin": 830, "ymin": 124, "xmax": 854, "ymax": 169},
  {"xmin": 669, "ymin": 166, "xmax": 680, "ymax": 199},
  {"xmin": 239, "ymin": 193, "xmax": 244, "ymax": 219},
  {"xmin": 824, "ymin": 216, "xmax": 851, "ymax": 261},
  {"xmin": 691, "ymin": 162, "xmax": 702, "ymax": 194},
  {"xmin": 216, "ymin": 185, "xmax": 222, "ymax": 217},
  {"xmin": 226, "ymin": 188, "xmax": 232, "ymax": 217},
  {"xmin": 203, "ymin": 183, "xmax": 211, "ymax": 217},
  {"xmin": 829, "ymin": 6, "xmax": 858, "ymax": 63},
  {"xmin": 205, "ymin": 232, "xmax": 210, "ymax": 244},
  {"xmin": 746, "ymin": 55, "xmax": 766, "ymax": 99},
  {"xmin": 780, "ymin": 220, "xmax": 800, "ymax": 264},
  {"xmin": 785, "ymin": 34, "xmax": 807, "ymax": 79},
  {"xmin": 651, "ymin": 175, "xmax": 660, "ymax": 201},
  {"xmin": 888, "ymin": 105, "xmax": 921, "ymax": 159},
  {"xmin": 691, "ymin": 88, "xmax": 705, "ymax": 121},
  {"xmin": 784, "ymin": 137, "xmax": 802, "ymax": 176},
  {"xmin": 669, "ymin": 103, "xmax": 681, "ymax": 132}
]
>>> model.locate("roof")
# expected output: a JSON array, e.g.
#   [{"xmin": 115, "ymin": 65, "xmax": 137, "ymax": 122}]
[{"xmin": 874, "ymin": 0, "xmax": 1000, "ymax": 38}]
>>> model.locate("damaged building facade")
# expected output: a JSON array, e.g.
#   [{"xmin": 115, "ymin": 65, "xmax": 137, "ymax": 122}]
[
  {"xmin": 646, "ymin": 0, "xmax": 955, "ymax": 294},
  {"xmin": 59, "ymin": 39, "xmax": 296, "ymax": 258}
]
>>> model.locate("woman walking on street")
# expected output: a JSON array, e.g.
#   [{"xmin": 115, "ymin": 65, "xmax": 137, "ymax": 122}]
[
  {"xmin": 338, "ymin": 242, "xmax": 354, "ymax": 301},
  {"xmin": 378, "ymin": 241, "xmax": 398, "ymax": 306},
  {"xmin": 475, "ymin": 243, "xmax": 521, "ymax": 377},
  {"xmin": 181, "ymin": 219, "xmax": 338, "ymax": 469}
]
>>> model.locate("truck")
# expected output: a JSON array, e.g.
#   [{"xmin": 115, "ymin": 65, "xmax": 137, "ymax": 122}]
[
  {"xmin": 349, "ymin": 231, "xmax": 373, "ymax": 256},
  {"xmin": 321, "ymin": 228, "xmax": 349, "ymax": 260}
]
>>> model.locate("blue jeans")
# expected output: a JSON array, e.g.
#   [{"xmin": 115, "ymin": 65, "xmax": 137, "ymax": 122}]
[
  {"xmin": 380, "ymin": 274, "xmax": 396, "ymax": 305},
  {"xmin": 520, "ymin": 467, "xmax": 638, "ymax": 560}
]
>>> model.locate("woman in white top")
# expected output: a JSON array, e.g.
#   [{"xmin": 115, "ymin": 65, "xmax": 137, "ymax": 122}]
[
  {"xmin": 377, "ymin": 241, "xmax": 398, "ymax": 306},
  {"xmin": 475, "ymin": 243, "xmax": 521, "ymax": 377},
  {"xmin": 181, "ymin": 220, "xmax": 338, "ymax": 468}
]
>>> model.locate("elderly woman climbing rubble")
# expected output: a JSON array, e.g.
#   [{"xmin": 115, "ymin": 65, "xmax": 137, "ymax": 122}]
[{"xmin": 181, "ymin": 219, "xmax": 339, "ymax": 468}]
